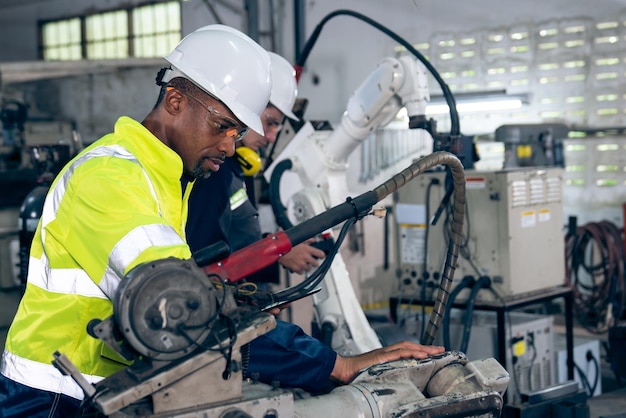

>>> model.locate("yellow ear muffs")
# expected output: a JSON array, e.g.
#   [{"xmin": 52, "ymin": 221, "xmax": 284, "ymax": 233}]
[{"xmin": 235, "ymin": 146, "xmax": 262, "ymax": 176}]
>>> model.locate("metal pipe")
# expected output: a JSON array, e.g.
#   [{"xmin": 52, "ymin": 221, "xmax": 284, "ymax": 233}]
[
  {"xmin": 245, "ymin": 0, "xmax": 260, "ymax": 41},
  {"xmin": 293, "ymin": 0, "xmax": 306, "ymax": 60}
]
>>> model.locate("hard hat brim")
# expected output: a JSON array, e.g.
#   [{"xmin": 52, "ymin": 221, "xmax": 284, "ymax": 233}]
[{"xmin": 282, "ymin": 108, "xmax": 299, "ymax": 121}]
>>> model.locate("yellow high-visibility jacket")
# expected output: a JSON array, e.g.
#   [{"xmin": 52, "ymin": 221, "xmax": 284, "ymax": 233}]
[{"xmin": 1, "ymin": 116, "xmax": 193, "ymax": 400}]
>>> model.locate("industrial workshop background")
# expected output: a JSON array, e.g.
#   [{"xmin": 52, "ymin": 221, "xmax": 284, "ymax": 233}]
[{"xmin": 1, "ymin": 1, "xmax": 626, "ymax": 417}]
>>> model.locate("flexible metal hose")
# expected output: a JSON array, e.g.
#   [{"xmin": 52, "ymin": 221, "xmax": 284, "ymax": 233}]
[{"xmin": 371, "ymin": 151, "xmax": 466, "ymax": 345}]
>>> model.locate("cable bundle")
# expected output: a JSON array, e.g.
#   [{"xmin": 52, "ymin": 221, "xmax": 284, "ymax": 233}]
[{"xmin": 565, "ymin": 220, "xmax": 625, "ymax": 333}]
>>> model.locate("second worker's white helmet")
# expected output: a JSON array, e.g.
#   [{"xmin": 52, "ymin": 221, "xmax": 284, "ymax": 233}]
[{"xmin": 268, "ymin": 52, "xmax": 299, "ymax": 121}]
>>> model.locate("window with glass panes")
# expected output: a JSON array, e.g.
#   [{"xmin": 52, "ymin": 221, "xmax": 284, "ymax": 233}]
[
  {"xmin": 42, "ymin": 18, "xmax": 82, "ymax": 61},
  {"xmin": 86, "ymin": 10, "xmax": 129, "ymax": 59},
  {"xmin": 133, "ymin": 2, "xmax": 181, "ymax": 58},
  {"xmin": 40, "ymin": 1, "xmax": 181, "ymax": 61}
]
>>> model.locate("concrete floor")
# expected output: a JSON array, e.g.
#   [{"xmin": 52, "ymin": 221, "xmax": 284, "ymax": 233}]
[
  {"xmin": 0, "ymin": 286, "xmax": 625, "ymax": 417},
  {"xmin": 587, "ymin": 357, "xmax": 626, "ymax": 418}
]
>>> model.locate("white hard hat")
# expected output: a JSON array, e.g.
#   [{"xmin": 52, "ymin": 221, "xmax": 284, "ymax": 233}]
[
  {"xmin": 161, "ymin": 24, "xmax": 271, "ymax": 135},
  {"xmin": 268, "ymin": 52, "xmax": 299, "ymax": 121}
]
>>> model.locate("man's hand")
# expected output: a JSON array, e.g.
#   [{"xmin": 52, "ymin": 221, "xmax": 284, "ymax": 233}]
[
  {"xmin": 266, "ymin": 306, "xmax": 283, "ymax": 316},
  {"xmin": 330, "ymin": 341, "xmax": 445, "ymax": 384},
  {"xmin": 278, "ymin": 239, "xmax": 326, "ymax": 274}
]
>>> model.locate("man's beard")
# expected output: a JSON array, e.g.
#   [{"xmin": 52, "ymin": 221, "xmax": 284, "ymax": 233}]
[
  {"xmin": 188, "ymin": 156, "xmax": 216, "ymax": 180},
  {"xmin": 189, "ymin": 166, "xmax": 212, "ymax": 180}
]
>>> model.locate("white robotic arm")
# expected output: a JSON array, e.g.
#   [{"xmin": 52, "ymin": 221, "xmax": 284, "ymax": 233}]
[
  {"xmin": 321, "ymin": 55, "xmax": 429, "ymax": 177},
  {"xmin": 265, "ymin": 54, "xmax": 431, "ymax": 355}
]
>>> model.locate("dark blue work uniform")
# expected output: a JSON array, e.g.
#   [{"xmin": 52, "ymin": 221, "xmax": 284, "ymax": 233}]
[{"xmin": 186, "ymin": 156, "xmax": 337, "ymax": 394}]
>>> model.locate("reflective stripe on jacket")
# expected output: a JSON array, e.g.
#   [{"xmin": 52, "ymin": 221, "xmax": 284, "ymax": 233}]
[
  {"xmin": 229, "ymin": 187, "xmax": 248, "ymax": 211},
  {"xmin": 1, "ymin": 116, "xmax": 193, "ymax": 400},
  {"xmin": 225, "ymin": 158, "xmax": 261, "ymax": 252}
]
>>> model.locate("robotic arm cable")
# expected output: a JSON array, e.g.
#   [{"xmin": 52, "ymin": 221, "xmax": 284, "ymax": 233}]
[{"xmin": 295, "ymin": 8, "xmax": 460, "ymax": 138}]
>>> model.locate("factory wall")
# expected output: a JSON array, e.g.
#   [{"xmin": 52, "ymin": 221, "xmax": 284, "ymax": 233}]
[{"xmin": 4, "ymin": 1, "xmax": 626, "ymax": 139}]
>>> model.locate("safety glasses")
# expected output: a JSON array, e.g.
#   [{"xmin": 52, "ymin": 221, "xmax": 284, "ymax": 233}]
[{"xmin": 185, "ymin": 93, "xmax": 249, "ymax": 142}]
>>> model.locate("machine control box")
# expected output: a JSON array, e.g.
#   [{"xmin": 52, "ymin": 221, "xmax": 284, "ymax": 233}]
[{"xmin": 394, "ymin": 167, "xmax": 566, "ymax": 301}]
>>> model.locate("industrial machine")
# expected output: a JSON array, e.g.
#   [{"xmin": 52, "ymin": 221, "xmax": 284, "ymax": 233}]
[
  {"xmin": 393, "ymin": 167, "xmax": 566, "ymax": 303},
  {"xmin": 496, "ymin": 123, "xmax": 568, "ymax": 169},
  {"xmin": 0, "ymin": 94, "xmax": 79, "ymax": 206},
  {"xmin": 55, "ymin": 152, "xmax": 511, "ymax": 417},
  {"xmin": 0, "ymin": 92, "xmax": 80, "ymax": 291},
  {"xmin": 0, "ymin": 95, "xmax": 34, "ymax": 290}
]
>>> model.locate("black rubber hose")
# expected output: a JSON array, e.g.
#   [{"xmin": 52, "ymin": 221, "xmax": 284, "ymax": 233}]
[
  {"xmin": 574, "ymin": 362, "xmax": 593, "ymax": 397},
  {"xmin": 268, "ymin": 158, "xmax": 294, "ymax": 230},
  {"xmin": 271, "ymin": 217, "xmax": 356, "ymax": 304},
  {"xmin": 586, "ymin": 350, "xmax": 600, "ymax": 396},
  {"xmin": 383, "ymin": 205, "xmax": 391, "ymax": 271},
  {"xmin": 442, "ymin": 275, "xmax": 475, "ymax": 350},
  {"xmin": 295, "ymin": 9, "xmax": 459, "ymax": 136},
  {"xmin": 285, "ymin": 192, "xmax": 376, "ymax": 247},
  {"xmin": 459, "ymin": 276, "xmax": 491, "ymax": 353},
  {"xmin": 193, "ymin": 241, "xmax": 230, "ymax": 267}
]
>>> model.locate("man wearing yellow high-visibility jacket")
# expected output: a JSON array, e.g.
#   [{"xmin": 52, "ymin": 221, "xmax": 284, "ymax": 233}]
[{"xmin": 0, "ymin": 24, "xmax": 272, "ymax": 417}]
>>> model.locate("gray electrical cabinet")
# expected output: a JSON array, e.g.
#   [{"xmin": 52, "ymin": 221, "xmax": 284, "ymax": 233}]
[{"xmin": 393, "ymin": 167, "xmax": 566, "ymax": 302}]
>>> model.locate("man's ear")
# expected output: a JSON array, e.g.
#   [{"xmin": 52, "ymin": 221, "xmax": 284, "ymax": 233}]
[{"xmin": 163, "ymin": 86, "xmax": 184, "ymax": 115}]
